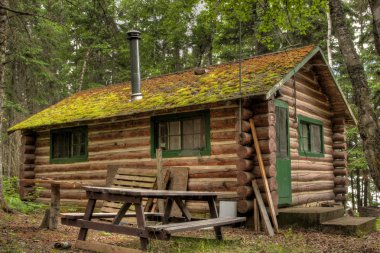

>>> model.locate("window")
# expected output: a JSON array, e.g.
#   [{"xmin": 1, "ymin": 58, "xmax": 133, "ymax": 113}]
[
  {"xmin": 151, "ymin": 111, "xmax": 210, "ymax": 158},
  {"xmin": 298, "ymin": 115, "xmax": 324, "ymax": 157},
  {"xmin": 50, "ymin": 126, "xmax": 88, "ymax": 163}
]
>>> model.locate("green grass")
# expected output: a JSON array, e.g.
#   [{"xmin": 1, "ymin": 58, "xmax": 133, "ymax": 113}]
[
  {"xmin": 376, "ymin": 218, "xmax": 380, "ymax": 231},
  {"xmin": 3, "ymin": 177, "xmax": 46, "ymax": 214}
]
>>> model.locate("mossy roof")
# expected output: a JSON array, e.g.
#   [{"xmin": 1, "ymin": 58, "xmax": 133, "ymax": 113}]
[{"xmin": 9, "ymin": 45, "xmax": 326, "ymax": 132}]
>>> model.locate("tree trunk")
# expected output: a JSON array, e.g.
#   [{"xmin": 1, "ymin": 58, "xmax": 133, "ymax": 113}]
[
  {"xmin": 0, "ymin": 0, "xmax": 11, "ymax": 212},
  {"xmin": 369, "ymin": 0, "xmax": 380, "ymax": 56},
  {"xmin": 350, "ymin": 170, "xmax": 355, "ymax": 211},
  {"xmin": 78, "ymin": 49, "xmax": 90, "ymax": 91},
  {"xmin": 326, "ymin": 9, "xmax": 333, "ymax": 66},
  {"xmin": 363, "ymin": 169, "xmax": 368, "ymax": 207},
  {"xmin": 356, "ymin": 168, "xmax": 362, "ymax": 207},
  {"xmin": 329, "ymin": 0, "xmax": 380, "ymax": 190}
]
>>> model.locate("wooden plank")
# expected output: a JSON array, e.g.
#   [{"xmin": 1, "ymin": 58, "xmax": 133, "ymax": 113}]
[
  {"xmin": 249, "ymin": 118, "xmax": 278, "ymax": 232},
  {"xmin": 167, "ymin": 167, "xmax": 189, "ymax": 216},
  {"xmin": 114, "ymin": 175, "xmax": 156, "ymax": 183},
  {"xmin": 113, "ymin": 180, "xmax": 154, "ymax": 188},
  {"xmin": 253, "ymin": 198, "xmax": 259, "ymax": 232},
  {"xmin": 78, "ymin": 199, "xmax": 97, "ymax": 240},
  {"xmin": 75, "ymin": 240, "xmax": 143, "ymax": 253},
  {"xmin": 251, "ymin": 180, "xmax": 274, "ymax": 236}
]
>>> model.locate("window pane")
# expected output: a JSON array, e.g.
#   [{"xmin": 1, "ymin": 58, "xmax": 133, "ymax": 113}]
[
  {"xmin": 158, "ymin": 123, "xmax": 168, "ymax": 149},
  {"xmin": 310, "ymin": 124, "xmax": 322, "ymax": 153},
  {"xmin": 193, "ymin": 118, "xmax": 202, "ymax": 133},
  {"xmin": 169, "ymin": 121, "xmax": 181, "ymax": 135},
  {"xmin": 300, "ymin": 123, "xmax": 310, "ymax": 152},
  {"xmin": 183, "ymin": 134, "xmax": 194, "ymax": 149},
  {"xmin": 183, "ymin": 119, "xmax": 194, "ymax": 134},
  {"xmin": 169, "ymin": 135, "xmax": 181, "ymax": 150}
]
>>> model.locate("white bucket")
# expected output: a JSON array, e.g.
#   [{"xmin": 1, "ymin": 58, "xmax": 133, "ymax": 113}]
[{"xmin": 219, "ymin": 201, "xmax": 237, "ymax": 217}]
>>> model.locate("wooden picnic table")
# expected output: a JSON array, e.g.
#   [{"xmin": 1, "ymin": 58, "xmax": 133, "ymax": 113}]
[{"xmin": 61, "ymin": 186, "xmax": 245, "ymax": 251}]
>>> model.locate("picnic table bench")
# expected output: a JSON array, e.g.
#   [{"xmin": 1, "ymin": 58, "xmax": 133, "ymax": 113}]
[{"xmin": 61, "ymin": 186, "xmax": 245, "ymax": 251}]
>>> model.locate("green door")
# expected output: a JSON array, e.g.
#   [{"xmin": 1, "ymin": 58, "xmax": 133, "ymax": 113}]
[{"xmin": 275, "ymin": 100, "xmax": 291, "ymax": 206}]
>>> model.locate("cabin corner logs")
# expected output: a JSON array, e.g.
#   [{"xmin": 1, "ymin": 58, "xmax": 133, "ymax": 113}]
[
  {"xmin": 19, "ymin": 132, "xmax": 37, "ymax": 199},
  {"xmin": 235, "ymin": 99, "xmax": 278, "ymax": 214}
]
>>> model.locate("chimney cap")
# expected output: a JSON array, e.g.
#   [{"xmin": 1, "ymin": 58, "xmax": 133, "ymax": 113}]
[{"xmin": 127, "ymin": 30, "xmax": 141, "ymax": 40}]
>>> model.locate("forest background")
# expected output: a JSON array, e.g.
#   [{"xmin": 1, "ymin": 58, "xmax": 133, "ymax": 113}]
[{"xmin": 0, "ymin": 0, "xmax": 379, "ymax": 211}]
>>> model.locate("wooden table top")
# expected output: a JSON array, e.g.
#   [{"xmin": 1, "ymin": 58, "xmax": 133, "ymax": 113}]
[{"xmin": 83, "ymin": 186, "xmax": 218, "ymax": 198}]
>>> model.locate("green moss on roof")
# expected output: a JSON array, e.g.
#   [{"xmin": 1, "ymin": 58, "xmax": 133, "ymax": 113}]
[{"xmin": 9, "ymin": 45, "xmax": 315, "ymax": 132}]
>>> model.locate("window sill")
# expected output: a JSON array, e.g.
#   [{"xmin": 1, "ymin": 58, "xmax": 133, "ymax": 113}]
[
  {"xmin": 151, "ymin": 149, "xmax": 211, "ymax": 158},
  {"xmin": 298, "ymin": 151, "xmax": 324, "ymax": 158},
  {"xmin": 50, "ymin": 156, "xmax": 88, "ymax": 164}
]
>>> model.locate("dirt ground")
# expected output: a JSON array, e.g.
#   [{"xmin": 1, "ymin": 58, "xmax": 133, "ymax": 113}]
[{"xmin": 0, "ymin": 211, "xmax": 379, "ymax": 253}]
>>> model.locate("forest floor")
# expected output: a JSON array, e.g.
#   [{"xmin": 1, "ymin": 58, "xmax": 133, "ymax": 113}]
[{"xmin": 0, "ymin": 210, "xmax": 379, "ymax": 253}]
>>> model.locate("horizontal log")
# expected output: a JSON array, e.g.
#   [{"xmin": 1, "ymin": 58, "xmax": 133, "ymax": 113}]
[
  {"xmin": 35, "ymin": 171, "xmax": 107, "ymax": 181},
  {"xmin": 40, "ymin": 190, "xmax": 87, "ymax": 200},
  {"xmin": 88, "ymin": 139, "xmax": 151, "ymax": 153},
  {"xmin": 333, "ymin": 168, "xmax": 348, "ymax": 176},
  {"xmin": 332, "ymin": 142, "xmax": 347, "ymax": 150},
  {"xmin": 331, "ymin": 118, "xmax": 345, "ymax": 126},
  {"xmin": 333, "ymin": 151, "xmax": 347, "ymax": 160},
  {"xmin": 211, "ymin": 118, "xmax": 236, "ymax": 129},
  {"xmin": 237, "ymin": 186, "xmax": 253, "ymax": 198},
  {"xmin": 333, "ymin": 186, "xmax": 348, "ymax": 194},
  {"xmin": 21, "ymin": 145, "xmax": 36, "ymax": 154},
  {"xmin": 291, "ymin": 190, "xmax": 335, "ymax": 206},
  {"xmin": 333, "ymin": 160, "xmax": 347, "ymax": 168},
  {"xmin": 22, "ymin": 171, "xmax": 35, "ymax": 179},
  {"xmin": 211, "ymin": 130, "xmax": 235, "ymax": 142},
  {"xmin": 238, "ymin": 190, "xmax": 279, "ymax": 213},
  {"xmin": 21, "ymin": 135, "xmax": 36, "ymax": 146},
  {"xmin": 237, "ymin": 171, "xmax": 255, "ymax": 185},
  {"xmin": 252, "ymin": 113, "xmax": 275, "ymax": 127},
  {"xmin": 237, "ymin": 199, "xmax": 253, "ymax": 213},
  {"xmin": 34, "ymin": 163, "xmax": 102, "ymax": 174},
  {"xmin": 251, "ymin": 100, "xmax": 275, "ymax": 115},
  {"xmin": 236, "ymin": 108, "xmax": 253, "ymax": 120},
  {"xmin": 210, "ymin": 106, "xmax": 238, "ymax": 118},
  {"xmin": 21, "ymin": 164, "xmax": 35, "ymax": 172},
  {"xmin": 290, "ymin": 155, "xmax": 333, "ymax": 162},
  {"xmin": 291, "ymin": 162, "xmax": 334, "ymax": 171},
  {"xmin": 334, "ymin": 194, "xmax": 347, "ymax": 202},
  {"xmin": 253, "ymin": 164, "xmax": 276, "ymax": 178},
  {"xmin": 256, "ymin": 177, "xmax": 277, "ymax": 192},
  {"xmin": 187, "ymin": 178, "xmax": 238, "ymax": 191},
  {"xmin": 211, "ymin": 144, "xmax": 237, "ymax": 156},
  {"xmin": 235, "ymin": 127, "xmax": 275, "ymax": 145},
  {"xmin": 236, "ymin": 159, "xmax": 254, "ymax": 171},
  {"xmin": 21, "ymin": 154, "xmax": 35, "ymax": 164},
  {"xmin": 334, "ymin": 176, "xmax": 348, "ymax": 186},
  {"xmin": 292, "ymin": 181, "xmax": 334, "ymax": 193},
  {"xmin": 189, "ymin": 169, "xmax": 237, "ymax": 179},
  {"xmin": 235, "ymin": 120, "xmax": 251, "ymax": 133},
  {"xmin": 292, "ymin": 171, "xmax": 334, "ymax": 182},
  {"xmin": 252, "ymin": 152, "xmax": 276, "ymax": 165},
  {"xmin": 332, "ymin": 133, "xmax": 346, "ymax": 142},
  {"xmin": 237, "ymin": 145, "xmax": 254, "ymax": 159}
]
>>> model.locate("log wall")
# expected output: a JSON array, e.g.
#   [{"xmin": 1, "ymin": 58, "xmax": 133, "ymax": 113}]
[
  {"xmin": 235, "ymin": 100, "xmax": 278, "ymax": 214},
  {"xmin": 25, "ymin": 101, "xmax": 239, "ymax": 212},
  {"xmin": 278, "ymin": 70, "xmax": 340, "ymax": 206},
  {"xmin": 19, "ymin": 133, "xmax": 37, "ymax": 199}
]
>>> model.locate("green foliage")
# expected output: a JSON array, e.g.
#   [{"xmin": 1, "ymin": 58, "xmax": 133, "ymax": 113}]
[{"xmin": 2, "ymin": 177, "xmax": 46, "ymax": 214}]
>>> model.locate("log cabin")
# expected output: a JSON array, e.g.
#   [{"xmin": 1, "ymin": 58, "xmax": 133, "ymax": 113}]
[{"xmin": 8, "ymin": 32, "xmax": 355, "ymax": 215}]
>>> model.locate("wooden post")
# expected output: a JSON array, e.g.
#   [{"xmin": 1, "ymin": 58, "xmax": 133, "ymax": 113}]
[
  {"xmin": 49, "ymin": 183, "xmax": 60, "ymax": 230},
  {"xmin": 156, "ymin": 148, "xmax": 165, "ymax": 213},
  {"xmin": 253, "ymin": 198, "xmax": 259, "ymax": 232},
  {"xmin": 249, "ymin": 118, "xmax": 279, "ymax": 232}
]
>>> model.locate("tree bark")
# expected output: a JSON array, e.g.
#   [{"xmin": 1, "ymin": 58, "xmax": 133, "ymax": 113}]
[
  {"xmin": 369, "ymin": 0, "xmax": 380, "ymax": 56},
  {"xmin": 329, "ymin": 0, "xmax": 380, "ymax": 190},
  {"xmin": 326, "ymin": 8, "xmax": 333, "ymax": 66},
  {"xmin": 356, "ymin": 168, "xmax": 362, "ymax": 207},
  {"xmin": 78, "ymin": 49, "xmax": 90, "ymax": 91},
  {"xmin": 350, "ymin": 170, "xmax": 355, "ymax": 211},
  {"xmin": 0, "ymin": 0, "xmax": 11, "ymax": 212}
]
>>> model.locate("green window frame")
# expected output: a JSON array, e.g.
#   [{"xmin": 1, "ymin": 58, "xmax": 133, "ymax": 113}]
[
  {"xmin": 150, "ymin": 111, "xmax": 211, "ymax": 158},
  {"xmin": 50, "ymin": 126, "xmax": 88, "ymax": 164},
  {"xmin": 297, "ymin": 115, "xmax": 324, "ymax": 157}
]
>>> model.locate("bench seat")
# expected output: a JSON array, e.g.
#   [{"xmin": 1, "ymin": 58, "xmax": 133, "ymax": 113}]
[{"xmin": 146, "ymin": 217, "xmax": 246, "ymax": 235}]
